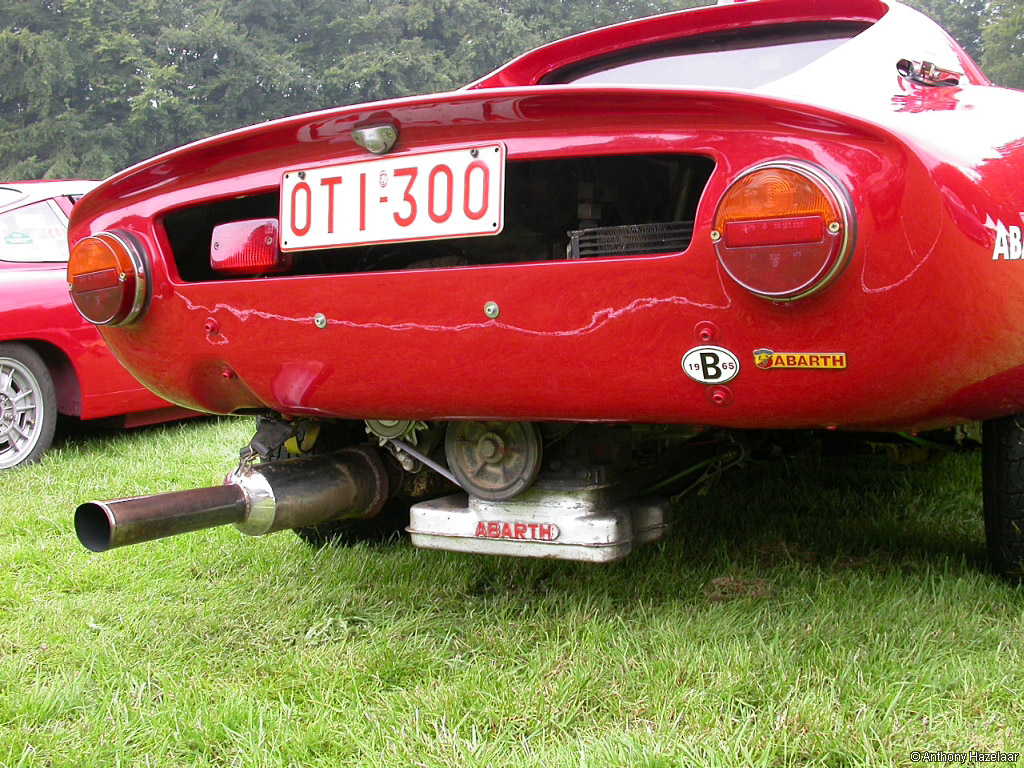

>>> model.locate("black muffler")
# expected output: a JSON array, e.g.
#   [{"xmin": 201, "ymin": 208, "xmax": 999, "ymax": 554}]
[{"xmin": 75, "ymin": 447, "xmax": 390, "ymax": 552}]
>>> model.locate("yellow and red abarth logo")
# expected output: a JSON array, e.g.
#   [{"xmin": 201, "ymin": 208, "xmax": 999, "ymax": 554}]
[{"xmin": 753, "ymin": 349, "xmax": 847, "ymax": 370}]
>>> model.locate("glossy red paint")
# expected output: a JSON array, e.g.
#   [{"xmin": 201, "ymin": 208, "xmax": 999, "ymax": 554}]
[
  {"xmin": 0, "ymin": 183, "xmax": 192, "ymax": 427},
  {"xmin": 1, "ymin": 261, "xmax": 169, "ymax": 419},
  {"xmin": 68, "ymin": 1, "xmax": 1024, "ymax": 432}
]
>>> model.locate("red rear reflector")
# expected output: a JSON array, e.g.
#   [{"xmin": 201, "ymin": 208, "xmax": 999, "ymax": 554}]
[
  {"xmin": 723, "ymin": 215, "xmax": 824, "ymax": 248},
  {"xmin": 211, "ymin": 219, "xmax": 290, "ymax": 275},
  {"xmin": 72, "ymin": 268, "xmax": 121, "ymax": 293}
]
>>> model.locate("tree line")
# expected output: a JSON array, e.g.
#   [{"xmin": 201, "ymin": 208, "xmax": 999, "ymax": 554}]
[{"xmin": 0, "ymin": 0, "xmax": 1020, "ymax": 181}]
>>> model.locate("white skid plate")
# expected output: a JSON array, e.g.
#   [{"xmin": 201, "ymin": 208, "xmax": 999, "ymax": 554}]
[{"xmin": 408, "ymin": 488, "xmax": 673, "ymax": 562}]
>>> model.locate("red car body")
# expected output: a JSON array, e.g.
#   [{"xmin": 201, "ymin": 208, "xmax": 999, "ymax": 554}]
[
  {"xmin": 68, "ymin": 0, "xmax": 1021, "ymax": 430},
  {"xmin": 66, "ymin": 1, "xmax": 1024, "ymax": 576},
  {"xmin": 0, "ymin": 181, "xmax": 192, "ymax": 469}
]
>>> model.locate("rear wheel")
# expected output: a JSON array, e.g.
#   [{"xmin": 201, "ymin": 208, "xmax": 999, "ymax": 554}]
[
  {"xmin": 0, "ymin": 343, "xmax": 57, "ymax": 470},
  {"xmin": 982, "ymin": 415, "xmax": 1024, "ymax": 580}
]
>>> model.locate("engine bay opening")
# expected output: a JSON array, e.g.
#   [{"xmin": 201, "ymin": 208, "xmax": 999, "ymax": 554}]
[{"xmin": 162, "ymin": 154, "xmax": 714, "ymax": 282}]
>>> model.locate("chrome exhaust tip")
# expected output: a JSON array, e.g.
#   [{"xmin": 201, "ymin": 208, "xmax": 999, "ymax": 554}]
[{"xmin": 74, "ymin": 447, "xmax": 390, "ymax": 552}]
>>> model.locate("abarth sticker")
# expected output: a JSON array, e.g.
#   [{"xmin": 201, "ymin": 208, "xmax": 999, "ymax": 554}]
[
  {"xmin": 682, "ymin": 346, "xmax": 740, "ymax": 384},
  {"xmin": 754, "ymin": 349, "xmax": 847, "ymax": 370}
]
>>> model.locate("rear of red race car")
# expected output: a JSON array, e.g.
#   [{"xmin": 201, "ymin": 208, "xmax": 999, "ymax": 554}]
[{"xmin": 67, "ymin": 0, "xmax": 1024, "ymax": 578}]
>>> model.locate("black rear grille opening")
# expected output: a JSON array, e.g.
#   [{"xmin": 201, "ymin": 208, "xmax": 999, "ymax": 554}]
[
  {"xmin": 163, "ymin": 154, "xmax": 713, "ymax": 282},
  {"xmin": 569, "ymin": 221, "xmax": 696, "ymax": 259}
]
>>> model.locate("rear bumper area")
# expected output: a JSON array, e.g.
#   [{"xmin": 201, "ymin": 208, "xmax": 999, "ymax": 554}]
[{"xmin": 80, "ymin": 87, "xmax": 1024, "ymax": 431}]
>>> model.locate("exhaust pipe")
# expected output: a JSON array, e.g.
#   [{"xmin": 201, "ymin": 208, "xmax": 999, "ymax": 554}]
[{"xmin": 75, "ymin": 447, "xmax": 390, "ymax": 552}]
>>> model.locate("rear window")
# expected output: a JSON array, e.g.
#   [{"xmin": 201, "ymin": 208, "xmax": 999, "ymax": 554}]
[{"xmin": 545, "ymin": 23, "xmax": 869, "ymax": 90}]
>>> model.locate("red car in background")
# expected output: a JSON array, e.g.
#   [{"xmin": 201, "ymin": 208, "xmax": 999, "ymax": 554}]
[
  {"xmin": 0, "ymin": 180, "xmax": 192, "ymax": 469},
  {"xmin": 66, "ymin": 0, "xmax": 1024, "ymax": 579}
]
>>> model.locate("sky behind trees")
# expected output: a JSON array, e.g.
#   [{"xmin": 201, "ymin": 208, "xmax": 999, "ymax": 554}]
[{"xmin": 0, "ymin": 0, "xmax": 1020, "ymax": 181}]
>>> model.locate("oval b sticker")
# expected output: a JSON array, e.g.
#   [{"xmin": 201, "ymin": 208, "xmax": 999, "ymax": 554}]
[{"xmin": 681, "ymin": 346, "xmax": 740, "ymax": 384}]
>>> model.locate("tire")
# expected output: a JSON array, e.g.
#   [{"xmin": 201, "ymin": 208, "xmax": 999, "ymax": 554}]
[
  {"xmin": 264, "ymin": 419, "xmax": 411, "ymax": 547},
  {"xmin": 0, "ymin": 343, "xmax": 58, "ymax": 470},
  {"xmin": 982, "ymin": 415, "xmax": 1024, "ymax": 580}
]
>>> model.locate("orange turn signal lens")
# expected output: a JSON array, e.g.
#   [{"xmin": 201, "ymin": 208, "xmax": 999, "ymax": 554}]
[
  {"xmin": 715, "ymin": 167, "xmax": 836, "ymax": 229},
  {"xmin": 67, "ymin": 231, "xmax": 148, "ymax": 325},
  {"xmin": 712, "ymin": 163, "xmax": 854, "ymax": 301}
]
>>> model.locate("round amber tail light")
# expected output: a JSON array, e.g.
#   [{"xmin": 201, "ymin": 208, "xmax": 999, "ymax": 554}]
[
  {"xmin": 712, "ymin": 161, "xmax": 854, "ymax": 301},
  {"xmin": 67, "ymin": 231, "xmax": 149, "ymax": 326}
]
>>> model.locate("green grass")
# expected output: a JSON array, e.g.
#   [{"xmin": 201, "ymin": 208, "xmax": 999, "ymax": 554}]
[{"xmin": 1, "ymin": 418, "xmax": 1022, "ymax": 767}]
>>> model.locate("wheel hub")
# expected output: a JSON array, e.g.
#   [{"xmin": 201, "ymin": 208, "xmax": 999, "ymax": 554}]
[
  {"xmin": 477, "ymin": 433, "xmax": 506, "ymax": 463},
  {"xmin": 0, "ymin": 357, "xmax": 42, "ymax": 468},
  {"xmin": 0, "ymin": 391, "xmax": 17, "ymax": 435}
]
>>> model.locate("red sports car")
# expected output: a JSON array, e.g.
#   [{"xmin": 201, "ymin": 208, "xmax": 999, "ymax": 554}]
[
  {"xmin": 0, "ymin": 180, "xmax": 193, "ymax": 469},
  {"xmin": 67, "ymin": 1, "xmax": 1024, "ymax": 578}
]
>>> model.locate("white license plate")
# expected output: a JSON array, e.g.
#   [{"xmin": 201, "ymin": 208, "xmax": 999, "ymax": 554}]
[{"xmin": 280, "ymin": 144, "xmax": 505, "ymax": 252}]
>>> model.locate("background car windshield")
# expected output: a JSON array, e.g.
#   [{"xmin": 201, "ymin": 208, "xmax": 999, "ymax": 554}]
[
  {"xmin": 552, "ymin": 25, "xmax": 866, "ymax": 90},
  {"xmin": 0, "ymin": 201, "xmax": 69, "ymax": 263}
]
